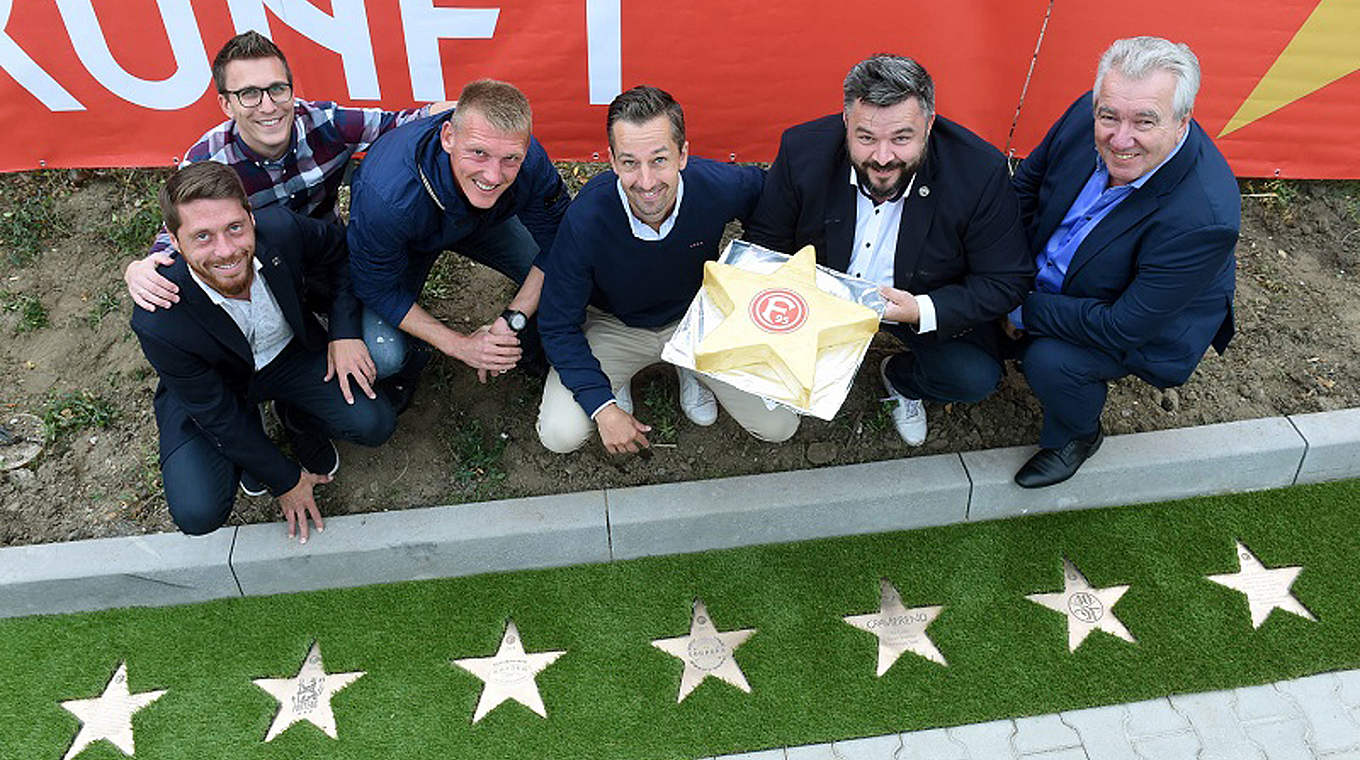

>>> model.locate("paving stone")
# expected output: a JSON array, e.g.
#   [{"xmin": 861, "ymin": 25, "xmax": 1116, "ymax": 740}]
[
  {"xmin": 607, "ymin": 455, "xmax": 968, "ymax": 559},
  {"xmin": 1124, "ymin": 697, "xmax": 1188, "ymax": 736},
  {"xmin": 1244, "ymin": 719, "xmax": 1313, "ymax": 760},
  {"xmin": 1278, "ymin": 673, "xmax": 1360, "ymax": 754},
  {"xmin": 1319, "ymin": 751, "xmax": 1360, "ymax": 760},
  {"xmin": 784, "ymin": 743, "xmax": 839, "ymax": 760},
  {"xmin": 1289, "ymin": 409, "xmax": 1360, "ymax": 484},
  {"xmin": 1131, "ymin": 730, "xmax": 1200, "ymax": 760},
  {"xmin": 1013, "ymin": 714, "xmax": 1082, "ymax": 754},
  {"xmin": 716, "ymin": 750, "xmax": 787, "ymax": 759},
  {"xmin": 1337, "ymin": 670, "xmax": 1360, "ymax": 709},
  {"xmin": 1169, "ymin": 691, "xmax": 1264, "ymax": 760},
  {"xmin": 832, "ymin": 733, "xmax": 902, "ymax": 759},
  {"xmin": 898, "ymin": 727, "xmax": 968, "ymax": 760},
  {"xmin": 1234, "ymin": 684, "xmax": 1300, "ymax": 723},
  {"xmin": 1061, "ymin": 705, "xmax": 1137, "ymax": 760},
  {"xmin": 1022, "ymin": 750, "xmax": 1089, "ymax": 760},
  {"xmin": 963, "ymin": 418, "xmax": 1304, "ymax": 522},
  {"xmin": 948, "ymin": 719, "xmax": 1016, "ymax": 759},
  {"xmin": 231, "ymin": 491, "xmax": 608, "ymax": 595},
  {"xmin": 0, "ymin": 529, "xmax": 238, "ymax": 618}
]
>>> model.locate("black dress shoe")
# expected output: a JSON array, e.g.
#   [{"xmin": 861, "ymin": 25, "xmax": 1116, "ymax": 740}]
[{"xmin": 1014, "ymin": 426, "xmax": 1104, "ymax": 488}]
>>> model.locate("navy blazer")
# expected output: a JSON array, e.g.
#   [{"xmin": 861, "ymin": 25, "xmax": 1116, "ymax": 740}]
[
  {"xmin": 131, "ymin": 208, "xmax": 360, "ymax": 495},
  {"xmin": 745, "ymin": 113, "xmax": 1034, "ymax": 347},
  {"xmin": 1012, "ymin": 92, "xmax": 1239, "ymax": 388}
]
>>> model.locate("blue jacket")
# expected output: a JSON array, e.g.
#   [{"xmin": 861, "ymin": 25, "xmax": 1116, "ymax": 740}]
[
  {"xmin": 538, "ymin": 158, "xmax": 765, "ymax": 414},
  {"xmin": 347, "ymin": 113, "xmax": 569, "ymax": 326},
  {"xmin": 1012, "ymin": 93, "xmax": 1238, "ymax": 387},
  {"xmin": 131, "ymin": 208, "xmax": 359, "ymax": 496}
]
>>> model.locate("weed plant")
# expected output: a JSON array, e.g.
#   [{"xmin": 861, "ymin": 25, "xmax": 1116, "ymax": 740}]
[{"xmin": 40, "ymin": 389, "xmax": 118, "ymax": 442}]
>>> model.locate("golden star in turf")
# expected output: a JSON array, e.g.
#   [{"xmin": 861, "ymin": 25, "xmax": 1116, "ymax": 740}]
[
  {"xmin": 252, "ymin": 640, "xmax": 365, "ymax": 742},
  {"xmin": 1026, "ymin": 558, "xmax": 1135, "ymax": 652},
  {"xmin": 651, "ymin": 599, "xmax": 756, "ymax": 702},
  {"xmin": 695, "ymin": 245, "xmax": 880, "ymax": 408},
  {"xmin": 59, "ymin": 661, "xmax": 166, "ymax": 760},
  {"xmin": 1206, "ymin": 540, "xmax": 1316, "ymax": 629},
  {"xmin": 843, "ymin": 578, "xmax": 947, "ymax": 675},
  {"xmin": 452, "ymin": 619, "xmax": 565, "ymax": 723}
]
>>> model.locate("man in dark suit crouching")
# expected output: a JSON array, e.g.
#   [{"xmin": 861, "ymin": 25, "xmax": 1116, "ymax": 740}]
[
  {"xmin": 133, "ymin": 161, "xmax": 396, "ymax": 540},
  {"xmin": 1007, "ymin": 36, "xmax": 1239, "ymax": 487}
]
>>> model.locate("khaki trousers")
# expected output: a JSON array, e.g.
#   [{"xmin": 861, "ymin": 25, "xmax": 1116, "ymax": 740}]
[{"xmin": 536, "ymin": 310, "xmax": 800, "ymax": 453}]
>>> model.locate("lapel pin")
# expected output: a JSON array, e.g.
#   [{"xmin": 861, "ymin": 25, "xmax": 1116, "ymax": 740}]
[
  {"xmin": 272, "ymin": 257, "xmax": 281, "ymax": 267},
  {"xmin": 918, "ymin": 185, "xmax": 930, "ymax": 197}
]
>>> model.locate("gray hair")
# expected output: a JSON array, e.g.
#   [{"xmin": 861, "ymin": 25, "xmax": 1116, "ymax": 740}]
[
  {"xmin": 1094, "ymin": 36, "xmax": 1200, "ymax": 121},
  {"xmin": 843, "ymin": 54, "xmax": 935, "ymax": 116}
]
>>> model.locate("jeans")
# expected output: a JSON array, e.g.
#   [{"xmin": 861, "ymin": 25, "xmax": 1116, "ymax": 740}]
[{"xmin": 161, "ymin": 341, "xmax": 396, "ymax": 535}]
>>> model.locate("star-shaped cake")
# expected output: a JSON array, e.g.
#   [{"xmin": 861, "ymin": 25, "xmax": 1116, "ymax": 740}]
[{"xmin": 695, "ymin": 245, "xmax": 879, "ymax": 409}]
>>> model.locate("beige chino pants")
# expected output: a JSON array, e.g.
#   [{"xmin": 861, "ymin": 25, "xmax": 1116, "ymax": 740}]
[{"xmin": 536, "ymin": 309, "xmax": 800, "ymax": 453}]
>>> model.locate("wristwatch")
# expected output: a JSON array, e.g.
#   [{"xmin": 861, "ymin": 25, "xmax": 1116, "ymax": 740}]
[{"xmin": 500, "ymin": 309, "xmax": 528, "ymax": 334}]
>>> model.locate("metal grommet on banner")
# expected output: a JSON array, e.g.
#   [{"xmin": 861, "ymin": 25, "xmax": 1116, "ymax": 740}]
[
  {"xmin": 592, "ymin": 151, "xmax": 600, "ymax": 160},
  {"xmin": 729, "ymin": 152, "xmax": 737, "ymax": 162},
  {"xmin": 918, "ymin": 185, "xmax": 930, "ymax": 197}
]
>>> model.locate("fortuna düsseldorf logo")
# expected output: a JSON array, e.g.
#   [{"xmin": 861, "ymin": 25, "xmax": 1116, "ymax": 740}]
[{"xmin": 748, "ymin": 288, "xmax": 808, "ymax": 333}]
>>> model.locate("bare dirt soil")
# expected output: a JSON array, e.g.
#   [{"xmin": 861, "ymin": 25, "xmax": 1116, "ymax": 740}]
[{"xmin": 1, "ymin": 169, "xmax": 1357, "ymax": 548}]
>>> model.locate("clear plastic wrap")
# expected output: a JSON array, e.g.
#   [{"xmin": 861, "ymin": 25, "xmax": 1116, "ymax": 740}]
[{"xmin": 661, "ymin": 240, "xmax": 886, "ymax": 420}]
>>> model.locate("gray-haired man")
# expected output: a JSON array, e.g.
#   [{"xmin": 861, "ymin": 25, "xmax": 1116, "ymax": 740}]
[{"xmin": 746, "ymin": 54, "xmax": 1034, "ymax": 446}]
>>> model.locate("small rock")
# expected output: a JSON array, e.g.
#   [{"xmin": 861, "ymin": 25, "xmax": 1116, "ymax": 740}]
[
  {"xmin": 1160, "ymin": 388, "xmax": 1180, "ymax": 412},
  {"xmin": 806, "ymin": 442, "xmax": 838, "ymax": 465},
  {"xmin": 7, "ymin": 468, "xmax": 36, "ymax": 488}
]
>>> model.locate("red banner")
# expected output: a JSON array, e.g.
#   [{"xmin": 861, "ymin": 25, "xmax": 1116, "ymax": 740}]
[{"xmin": 1, "ymin": 0, "xmax": 1357, "ymax": 177}]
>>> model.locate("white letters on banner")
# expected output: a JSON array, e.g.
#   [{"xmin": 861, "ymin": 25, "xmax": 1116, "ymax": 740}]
[
  {"xmin": 227, "ymin": 0, "xmax": 382, "ymax": 100},
  {"xmin": 1, "ymin": 0, "xmax": 623, "ymax": 111},
  {"xmin": 586, "ymin": 0, "xmax": 620, "ymax": 105},
  {"xmin": 399, "ymin": 0, "xmax": 498, "ymax": 102},
  {"xmin": 0, "ymin": 0, "xmax": 85, "ymax": 111},
  {"xmin": 55, "ymin": 0, "xmax": 209, "ymax": 110}
]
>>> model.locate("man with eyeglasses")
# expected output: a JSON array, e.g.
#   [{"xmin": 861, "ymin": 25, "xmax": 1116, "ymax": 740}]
[{"xmin": 122, "ymin": 30, "xmax": 450, "ymax": 406}]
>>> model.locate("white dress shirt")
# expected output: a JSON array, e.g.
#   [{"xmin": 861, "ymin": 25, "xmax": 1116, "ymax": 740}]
[
  {"xmin": 189, "ymin": 257, "xmax": 295, "ymax": 369},
  {"xmin": 846, "ymin": 167, "xmax": 937, "ymax": 333}
]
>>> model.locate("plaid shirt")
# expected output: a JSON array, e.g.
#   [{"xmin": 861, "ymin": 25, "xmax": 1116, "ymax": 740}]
[{"xmin": 150, "ymin": 98, "xmax": 430, "ymax": 255}]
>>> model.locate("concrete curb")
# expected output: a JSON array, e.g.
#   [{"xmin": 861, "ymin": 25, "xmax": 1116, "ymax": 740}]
[{"xmin": 3, "ymin": 409, "xmax": 1358, "ymax": 619}]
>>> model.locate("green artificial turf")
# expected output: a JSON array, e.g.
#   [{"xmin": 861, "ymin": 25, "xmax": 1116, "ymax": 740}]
[{"xmin": 3, "ymin": 479, "xmax": 1360, "ymax": 759}]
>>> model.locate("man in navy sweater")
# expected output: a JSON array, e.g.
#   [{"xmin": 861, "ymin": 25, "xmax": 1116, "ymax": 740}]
[{"xmin": 531, "ymin": 86, "xmax": 799, "ymax": 454}]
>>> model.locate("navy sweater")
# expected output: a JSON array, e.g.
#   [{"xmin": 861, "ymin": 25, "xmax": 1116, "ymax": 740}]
[{"xmin": 538, "ymin": 157, "xmax": 765, "ymax": 414}]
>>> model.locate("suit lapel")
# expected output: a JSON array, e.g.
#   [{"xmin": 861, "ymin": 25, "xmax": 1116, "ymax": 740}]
[
  {"xmin": 1062, "ymin": 122, "xmax": 1203, "ymax": 287},
  {"xmin": 255, "ymin": 245, "xmax": 306, "ymax": 336},
  {"xmin": 1036, "ymin": 155, "xmax": 1091, "ymax": 251},
  {"xmin": 824, "ymin": 161, "xmax": 856, "ymax": 271},
  {"xmin": 169, "ymin": 258, "xmax": 252, "ymax": 365},
  {"xmin": 891, "ymin": 141, "xmax": 939, "ymax": 289}
]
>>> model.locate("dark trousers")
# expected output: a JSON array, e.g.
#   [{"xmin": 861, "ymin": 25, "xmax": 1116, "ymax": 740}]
[
  {"xmin": 161, "ymin": 341, "xmax": 396, "ymax": 535},
  {"xmin": 1018, "ymin": 337, "xmax": 1129, "ymax": 449},
  {"xmin": 883, "ymin": 336, "xmax": 1004, "ymax": 405}
]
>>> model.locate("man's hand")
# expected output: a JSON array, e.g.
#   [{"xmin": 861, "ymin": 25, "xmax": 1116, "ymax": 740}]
[
  {"xmin": 125, "ymin": 253, "xmax": 180, "ymax": 311},
  {"xmin": 325, "ymin": 338, "xmax": 378, "ymax": 404},
  {"xmin": 878, "ymin": 286, "xmax": 921, "ymax": 325},
  {"xmin": 596, "ymin": 404, "xmax": 651, "ymax": 454},
  {"xmin": 278, "ymin": 471, "xmax": 331, "ymax": 543},
  {"xmin": 448, "ymin": 325, "xmax": 521, "ymax": 381},
  {"xmin": 476, "ymin": 316, "xmax": 517, "ymax": 383},
  {"xmin": 1001, "ymin": 317, "xmax": 1024, "ymax": 341}
]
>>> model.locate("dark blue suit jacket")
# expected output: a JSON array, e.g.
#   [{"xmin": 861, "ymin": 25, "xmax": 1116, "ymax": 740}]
[
  {"xmin": 745, "ymin": 113, "xmax": 1034, "ymax": 349},
  {"xmin": 1012, "ymin": 93, "xmax": 1239, "ymax": 388},
  {"xmin": 131, "ymin": 208, "xmax": 360, "ymax": 495}
]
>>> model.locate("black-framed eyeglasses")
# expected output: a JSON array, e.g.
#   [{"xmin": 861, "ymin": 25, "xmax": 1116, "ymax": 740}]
[{"xmin": 220, "ymin": 81, "xmax": 293, "ymax": 108}]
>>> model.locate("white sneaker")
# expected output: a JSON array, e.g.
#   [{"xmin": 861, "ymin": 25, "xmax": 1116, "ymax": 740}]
[
  {"xmin": 676, "ymin": 367, "xmax": 718, "ymax": 426},
  {"xmin": 879, "ymin": 356, "xmax": 927, "ymax": 446},
  {"xmin": 613, "ymin": 382, "xmax": 634, "ymax": 416}
]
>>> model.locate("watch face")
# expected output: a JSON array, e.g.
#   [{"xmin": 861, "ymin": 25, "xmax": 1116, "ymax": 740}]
[{"xmin": 506, "ymin": 311, "xmax": 527, "ymax": 331}]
